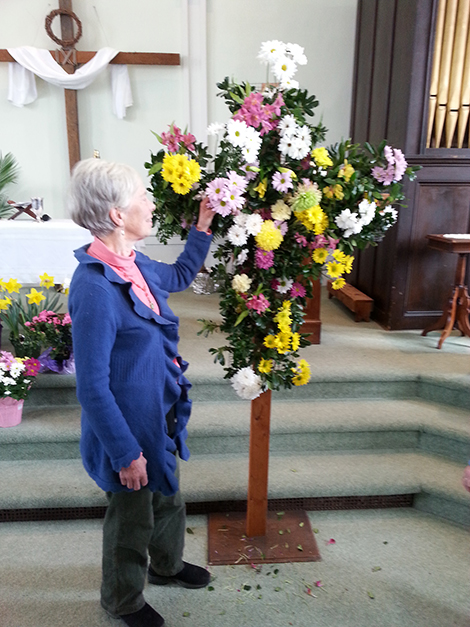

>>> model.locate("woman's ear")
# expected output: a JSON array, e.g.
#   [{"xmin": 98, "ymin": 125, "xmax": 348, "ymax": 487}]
[{"xmin": 109, "ymin": 206, "xmax": 124, "ymax": 228}]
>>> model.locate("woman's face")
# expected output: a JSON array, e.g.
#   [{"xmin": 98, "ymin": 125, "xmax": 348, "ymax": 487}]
[{"xmin": 121, "ymin": 183, "xmax": 155, "ymax": 242}]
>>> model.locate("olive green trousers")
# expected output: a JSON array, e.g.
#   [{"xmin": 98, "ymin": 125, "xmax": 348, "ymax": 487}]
[{"xmin": 100, "ymin": 472, "xmax": 186, "ymax": 617}]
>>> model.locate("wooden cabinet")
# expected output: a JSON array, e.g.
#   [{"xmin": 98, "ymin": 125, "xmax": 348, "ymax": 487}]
[{"xmin": 349, "ymin": 0, "xmax": 470, "ymax": 329}]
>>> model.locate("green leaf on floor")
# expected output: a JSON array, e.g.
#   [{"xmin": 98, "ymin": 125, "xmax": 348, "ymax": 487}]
[
  {"xmin": 372, "ymin": 566, "xmax": 382, "ymax": 572},
  {"xmin": 367, "ymin": 591, "xmax": 375, "ymax": 599},
  {"xmin": 183, "ymin": 611, "xmax": 190, "ymax": 617},
  {"xmin": 186, "ymin": 527, "xmax": 194, "ymax": 534}
]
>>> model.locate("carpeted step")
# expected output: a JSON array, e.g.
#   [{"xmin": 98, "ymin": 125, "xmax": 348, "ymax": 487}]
[
  {"xmin": 2, "ymin": 398, "xmax": 468, "ymax": 465},
  {"xmin": 0, "ymin": 452, "xmax": 468, "ymax": 526}
]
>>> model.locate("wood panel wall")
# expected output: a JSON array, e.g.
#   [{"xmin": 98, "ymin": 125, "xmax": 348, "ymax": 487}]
[{"xmin": 350, "ymin": 0, "xmax": 470, "ymax": 329}]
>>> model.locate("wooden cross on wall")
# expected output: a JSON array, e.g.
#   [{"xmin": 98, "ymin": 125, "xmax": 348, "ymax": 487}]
[{"xmin": 0, "ymin": 0, "xmax": 180, "ymax": 171}]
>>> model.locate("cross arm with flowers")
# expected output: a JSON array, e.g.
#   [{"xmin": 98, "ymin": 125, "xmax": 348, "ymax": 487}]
[{"xmin": 145, "ymin": 40, "xmax": 420, "ymax": 400}]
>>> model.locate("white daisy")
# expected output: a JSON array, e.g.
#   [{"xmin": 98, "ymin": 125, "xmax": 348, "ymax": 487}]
[
  {"xmin": 258, "ymin": 40, "xmax": 287, "ymax": 65},
  {"xmin": 278, "ymin": 114, "xmax": 298, "ymax": 137},
  {"xmin": 272, "ymin": 55, "xmax": 297, "ymax": 82},
  {"xmin": 276, "ymin": 278, "xmax": 294, "ymax": 294},
  {"xmin": 287, "ymin": 137, "xmax": 310, "ymax": 160},
  {"xmin": 280, "ymin": 78, "xmax": 300, "ymax": 91},
  {"xmin": 226, "ymin": 119, "xmax": 250, "ymax": 148},
  {"xmin": 286, "ymin": 43, "xmax": 308, "ymax": 65},
  {"xmin": 207, "ymin": 122, "xmax": 226, "ymax": 136}
]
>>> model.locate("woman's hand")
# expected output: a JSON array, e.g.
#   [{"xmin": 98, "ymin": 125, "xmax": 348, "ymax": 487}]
[
  {"xmin": 119, "ymin": 452, "xmax": 148, "ymax": 491},
  {"xmin": 196, "ymin": 196, "xmax": 215, "ymax": 233}
]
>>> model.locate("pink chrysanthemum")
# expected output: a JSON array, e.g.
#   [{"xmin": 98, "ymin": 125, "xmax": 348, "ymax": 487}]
[
  {"xmin": 272, "ymin": 170, "xmax": 294, "ymax": 193},
  {"xmin": 290, "ymin": 282, "xmax": 306, "ymax": 298},
  {"xmin": 255, "ymin": 249, "xmax": 275, "ymax": 269}
]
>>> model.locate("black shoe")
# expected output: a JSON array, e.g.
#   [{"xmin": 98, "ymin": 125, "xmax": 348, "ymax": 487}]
[
  {"xmin": 119, "ymin": 603, "xmax": 165, "ymax": 627},
  {"xmin": 148, "ymin": 561, "xmax": 211, "ymax": 589}
]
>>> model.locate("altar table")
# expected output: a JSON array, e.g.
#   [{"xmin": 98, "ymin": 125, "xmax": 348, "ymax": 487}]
[{"xmin": 0, "ymin": 219, "xmax": 92, "ymax": 284}]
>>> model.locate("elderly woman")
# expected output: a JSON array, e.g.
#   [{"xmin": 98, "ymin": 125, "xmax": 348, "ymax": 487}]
[{"xmin": 68, "ymin": 158, "xmax": 214, "ymax": 627}]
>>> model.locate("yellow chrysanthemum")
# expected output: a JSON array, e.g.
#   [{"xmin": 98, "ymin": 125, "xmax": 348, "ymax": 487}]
[
  {"xmin": 311, "ymin": 147, "xmax": 333, "ymax": 168},
  {"xmin": 161, "ymin": 154, "xmax": 179, "ymax": 183},
  {"xmin": 312, "ymin": 248, "xmax": 328, "ymax": 264},
  {"xmin": 258, "ymin": 358, "xmax": 273, "ymax": 374},
  {"xmin": 332, "ymin": 250, "xmax": 347, "ymax": 263},
  {"xmin": 255, "ymin": 220, "xmax": 283, "ymax": 251},
  {"xmin": 2, "ymin": 278, "xmax": 22, "ymax": 294},
  {"xmin": 263, "ymin": 335, "xmax": 277, "ymax": 349},
  {"xmin": 291, "ymin": 332, "xmax": 300, "ymax": 352},
  {"xmin": 0, "ymin": 297, "xmax": 11, "ymax": 311},
  {"xmin": 275, "ymin": 332, "xmax": 291, "ymax": 354},
  {"xmin": 39, "ymin": 272, "xmax": 55, "ymax": 289},
  {"xmin": 326, "ymin": 261, "xmax": 345, "ymax": 279},
  {"xmin": 314, "ymin": 211, "xmax": 328, "ymax": 235},
  {"xmin": 292, "ymin": 359, "xmax": 311, "ymax": 386},
  {"xmin": 254, "ymin": 178, "xmax": 268, "ymax": 199},
  {"xmin": 171, "ymin": 178, "xmax": 192, "ymax": 195},
  {"xmin": 338, "ymin": 160, "xmax": 355, "ymax": 182},
  {"xmin": 332, "ymin": 277, "xmax": 346, "ymax": 290},
  {"xmin": 343, "ymin": 255, "xmax": 354, "ymax": 274},
  {"xmin": 26, "ymin": 288, "xmax": 45, "ymax": 305},
  {"xmin": 186, "ymin": 159, "xmax": 201, "ymax": 182}
]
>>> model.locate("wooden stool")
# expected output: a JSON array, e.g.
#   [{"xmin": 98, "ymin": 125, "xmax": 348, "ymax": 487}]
[
  {"xmin": 421, "ymin": 234, "xmax": 470, "ymax": 349},
  {"xmin": 327, "ymin": 280, "xmax": 373, "ymax": 322}
]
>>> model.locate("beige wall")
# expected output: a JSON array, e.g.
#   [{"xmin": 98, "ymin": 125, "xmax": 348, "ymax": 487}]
[{"xmin": 0, "ymin": 0, "xmax": 357, "ymax": 219}]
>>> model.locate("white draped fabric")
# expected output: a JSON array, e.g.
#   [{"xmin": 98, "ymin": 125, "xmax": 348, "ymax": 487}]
[
  {"xmin": 0, "ymin": 220, "xmax": 92, "ymax": 284},
  {"xmin": 7, "ymin": 46, "xmax": 133, "ymax": 119}
]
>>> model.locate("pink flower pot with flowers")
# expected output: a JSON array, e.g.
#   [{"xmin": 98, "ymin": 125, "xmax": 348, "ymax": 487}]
[
  {"xmin": 0, "ymin": 351, "xmax": 40, "ymax": 428},
  {"xmin": 0, "ymin": 397, "xmax": 24, "ymax": 427}
]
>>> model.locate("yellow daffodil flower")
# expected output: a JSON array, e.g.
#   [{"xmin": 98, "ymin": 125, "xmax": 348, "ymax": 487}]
[
  {"xmin": 0, "ymin": 297, "xmax": 12, "ymax": 311},
  {"xmin": 3, "ymin": 278, "xmax": 22, "ymax": 294},
  {"xmin": 26, "ymin": 288, "xmax": 46, "ymax": 305},
  {"xmin": 39, "ymin": 273, "xmax": 55, "ymax": 289}
]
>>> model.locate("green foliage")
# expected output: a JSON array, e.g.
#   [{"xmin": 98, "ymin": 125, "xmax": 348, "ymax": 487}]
[{"xmin": 0, "ymin": 152, "xmax": 20, "ymax": 218}]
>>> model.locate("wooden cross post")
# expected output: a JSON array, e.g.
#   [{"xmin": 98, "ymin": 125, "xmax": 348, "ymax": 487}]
[{"xmin": 0, "ymin": 0, "xmax": 180, "ymax": 171}]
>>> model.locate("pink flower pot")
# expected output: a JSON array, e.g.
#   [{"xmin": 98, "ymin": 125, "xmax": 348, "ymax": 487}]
[{"xmin": 0, "ymin": 397, "xmax": 24, "ymax": 428}]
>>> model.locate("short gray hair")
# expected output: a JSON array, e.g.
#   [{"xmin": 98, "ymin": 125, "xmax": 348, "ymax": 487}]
[{"xmin": 68, "ymin": 159, "xmax": 143, "ymax": 237}]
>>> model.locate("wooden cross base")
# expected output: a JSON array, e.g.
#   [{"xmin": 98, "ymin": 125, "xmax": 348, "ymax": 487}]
[{"xmin": 207, "ymin": 510, "xmax": 321, "ymax": 565}]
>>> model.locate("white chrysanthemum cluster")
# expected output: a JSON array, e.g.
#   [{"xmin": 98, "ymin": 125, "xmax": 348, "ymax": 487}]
[
  {"xmin": 334, "ymin": 199, "xmax": 378, "ymax": 238},
  {"xmin": 231, "ymin": 366, "xmax": 263, "ymax": 400},
  {"xmin": 226, "ymin": 119, "xmax": 262, "ymax": 163},
  {"xmin": 278, "ymin": 115, "xmax": 311, "ymax": 160},
  {"xmin": 258, "ymin": 40, "xmax": 307, "ymax": 90}
]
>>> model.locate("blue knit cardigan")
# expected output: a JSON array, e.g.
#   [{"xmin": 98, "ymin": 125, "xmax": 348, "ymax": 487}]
[{"xmin": 68, "ymin": 227, "xmax": 212, "ymax": 495}]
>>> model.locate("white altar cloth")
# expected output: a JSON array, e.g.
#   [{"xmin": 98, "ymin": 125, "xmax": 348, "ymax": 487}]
[{"xmin": 0, "ymin": 219, "xmax": 92, "ymax": 284}]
